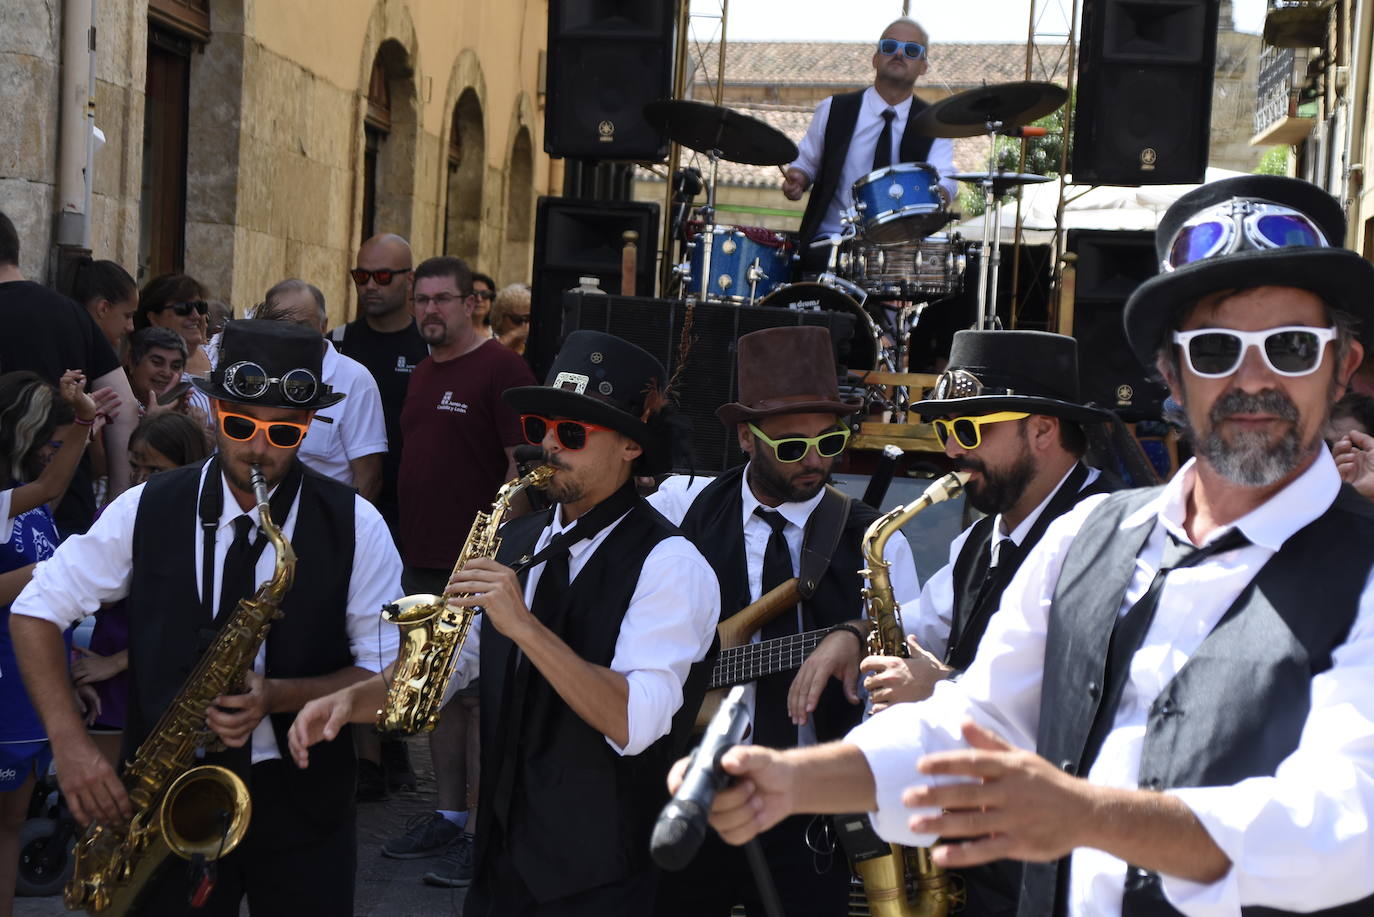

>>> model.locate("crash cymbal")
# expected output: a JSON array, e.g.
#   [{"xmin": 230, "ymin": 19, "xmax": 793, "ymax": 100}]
[
  {"xmin": 949, "ymin": 171, "xmax": 1054, "ymax": 196},
  {"xmin": 642, "ymin": 99, "xmax": 799, "ymax": 166},
  {"xmin": 913, "ymin": 81, "xmax": 1068, "ymax": 138}
]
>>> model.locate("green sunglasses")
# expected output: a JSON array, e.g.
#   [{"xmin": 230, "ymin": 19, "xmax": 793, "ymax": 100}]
[{"xmin": 747, "ymin": 422, "xmax": 851, "ymax": 463}]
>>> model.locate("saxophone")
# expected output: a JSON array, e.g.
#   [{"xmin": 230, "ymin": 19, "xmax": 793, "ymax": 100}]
[
  {"xmin": 854, "ymin": 470, "xmax": 970, "ymax": 917},
  {"xmin": 66, "ymin": 464, "xmax": 294, "ymax": 915},
  {"xmin": 377, "ymin": 464, "xmax": 554, "ymax": 735}
]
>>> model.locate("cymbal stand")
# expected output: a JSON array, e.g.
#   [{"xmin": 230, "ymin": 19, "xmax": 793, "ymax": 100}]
[
  {"xmin": 975, "ymin": 118, "xmax": 1007, "ymax": 331},
  {"xmin": 692, "ymin": 147, "xmax": 723, "ymax": 304}
]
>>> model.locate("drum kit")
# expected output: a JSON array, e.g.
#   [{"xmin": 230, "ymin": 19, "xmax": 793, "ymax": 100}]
[{"xmin": 643, "ymin": 80, "xmax": 1068, "ymax": 407}]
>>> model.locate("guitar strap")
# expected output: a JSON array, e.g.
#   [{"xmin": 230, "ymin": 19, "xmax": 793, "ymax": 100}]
[{"xmin": 797, "ymin": 484, "xmax": 851, "ymax": 600}]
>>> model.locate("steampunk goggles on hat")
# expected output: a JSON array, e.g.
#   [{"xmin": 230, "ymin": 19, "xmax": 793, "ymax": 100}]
[
  {"xmin": 219, "ymin": 361, "xmax": 321, "ymax": 405},
  {"xmin": 931, "ymin": 369, "xmax": 1016, "ymax": 401},
  {"xmin": 1163, "ymin": 199, "xmax": 1329, "ymax": 273}
]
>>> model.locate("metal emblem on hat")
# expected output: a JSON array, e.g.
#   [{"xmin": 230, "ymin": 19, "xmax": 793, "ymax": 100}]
[
  {"xmin": 590, "ymin": 352, "xmax": 604, "ymax": 364},
  {"xmin": 598, "ymin": 381, "xmax": 614, "ymax": 396},
  {"xmin": 934, "ymin": 369, "xmax": 985, "ymax": 400},
  {"xmin": 553, "ymin": 372, "xmax": 589, "ymax": 394}
]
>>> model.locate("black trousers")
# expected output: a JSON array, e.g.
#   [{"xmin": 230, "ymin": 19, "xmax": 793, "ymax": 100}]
[
  {"xmin": 653, "ymin": 813, "xmax": 851, "ymax": 917},
  {"xmin": 132, "ymin": 760, "xmax": 355, "ymax": 917}
]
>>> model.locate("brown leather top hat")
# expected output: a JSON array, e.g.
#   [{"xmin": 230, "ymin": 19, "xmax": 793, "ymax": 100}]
[{"xmin": 716, "ymin": 326, "xmax": 862, "ymax": 427}]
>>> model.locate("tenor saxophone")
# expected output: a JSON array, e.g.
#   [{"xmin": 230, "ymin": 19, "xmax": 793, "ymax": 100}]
[
  {"xmin": 854, "ymin": 470, "xmax": 970, "ymax": 917},
  {"xmin": 377, "ymin": 464, "xmax": 553, "ymax": 735},
  {"xmin": 66, "ymin": 464, "xmax": 294, "ymax": 915}
]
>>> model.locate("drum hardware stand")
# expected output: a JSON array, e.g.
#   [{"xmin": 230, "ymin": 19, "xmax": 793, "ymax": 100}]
[
  {"xmin": 974, "ymin": 118, "xmax": 1010, "ymax": 331},
  {"xmin": 692, "ymin": 147, "xmax": 724, "ymax": 304}
]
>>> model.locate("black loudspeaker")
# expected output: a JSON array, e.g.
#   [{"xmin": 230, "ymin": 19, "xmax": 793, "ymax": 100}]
[
  {"xmin": 1071, "ymin": 0, "xmax": 1220, "ymax": 186},
  {"xmin": 529, "ymin": 196, "xmax": 661, "ymax": 380},
  {"xmin": 545, "ymin": 0, "xmax": 675, "ymax": 161},
  {"xmin": 565, "ymin": 293, "xmax": 858, "ymax": 472},
  {"xmin": 1068, "ymin": 229, "xmax": 1168, "ymax": 421}
]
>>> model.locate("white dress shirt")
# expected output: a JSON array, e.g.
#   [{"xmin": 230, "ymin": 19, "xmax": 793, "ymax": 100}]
[
  {"xmin": 297, "ymin": 345, "xmax": 388, "ymax": 486},
  {"xmin": 907, "ymin": 464, "xmax": 1101, "ymax": 659},
  {"xmin": 849, "ymin": 452, "xmax": 1374, "ymax": 916},
  {"xmin": 444, "ymin": 503, "xmax": 720, "ymax": 757},
  {"xmin": 12, "ymin": 463, "xmax": 402, "ymax": 764},
  {"xmin": 791, "ymin": 86, "xmax": 959, "ymax": 241},
  {"xmin": 649, "ymin": 468, "xmax": 921, "ymax": 744}
]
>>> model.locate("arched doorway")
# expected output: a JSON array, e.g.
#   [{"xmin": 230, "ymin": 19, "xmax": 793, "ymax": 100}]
[
  {"xmin": 504, "ymin": 127, "xmax": 534, "ymax": 282},
  {"xmin": 443, "ymin": 88, "xmax": 485, "ymax": 262},
  {"xmin": 361, "ymin": 39, "xmax": 417, "ymax": 243}
]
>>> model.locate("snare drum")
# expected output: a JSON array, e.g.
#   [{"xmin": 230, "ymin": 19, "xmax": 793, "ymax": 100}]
[
  {"xmin": 851, "ymin": 162, "xmax": 951, "ymax": 245},
  {"xmin": 849, "ymin": 234, "xmax": 967, "ymax": 300},
  {"xmin": 757, "ymin": 280, "xmax": 884, "ymax": 372},
  {"xmin": 686, "ymin": 224, "xmax": 793, "ymax": 303}
]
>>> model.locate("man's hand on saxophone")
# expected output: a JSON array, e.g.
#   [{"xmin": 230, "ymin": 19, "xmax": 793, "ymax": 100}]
[
  {"xmin": 207, "ymin": 669, "xmax": 274, "ymax": 747},
  {"xmin": 861, "ymin": 634, "xmax": 952, "ymax": 712},
  {"xmin": 445, "ymin": 557, "xmax": 533, "ymax": 642}
]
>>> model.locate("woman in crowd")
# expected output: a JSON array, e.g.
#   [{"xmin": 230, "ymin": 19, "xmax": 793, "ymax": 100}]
[
  {"xmin": 490, "ymin": 282, "xmax": 531, "ymax": 354},
  {"xmin": 72, "ymin": 258, "xmax": 138, "ymax": 354},
  {"xmin": 135, "ymin": 273, "xmax": 213, "ymax": 376}
]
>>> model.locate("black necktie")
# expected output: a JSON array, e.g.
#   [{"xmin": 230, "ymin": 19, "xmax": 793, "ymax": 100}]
[
  {"xmin": 1079, "ymin": 527, "xmax": 1251, "ymax": 773},
  {"xmin": 217, "ymin": 515, "xmax": 257, "ymax": 622},
  {"xmin": 752, "ymin": 508, "xmax": 799, "ymax": 749},
  {"xmin": 873, "ymin": 108, "xmax": 897, "ymax": 171}
]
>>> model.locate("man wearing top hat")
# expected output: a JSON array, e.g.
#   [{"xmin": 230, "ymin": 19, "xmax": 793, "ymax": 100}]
[
  {"xmin": 648, "ymin": 325, "xmax": 920, "ymax": 917},
  {"xmin": 288, "ymin": 330, "xmax": 720, "ymax": 915},
  {"xmin": 672, "ymin": 174, "xmax": 1374, "ymax": 916},
  {"xmin": 11, "ymin": 320, "xmax": 402, "ymax": 915}
]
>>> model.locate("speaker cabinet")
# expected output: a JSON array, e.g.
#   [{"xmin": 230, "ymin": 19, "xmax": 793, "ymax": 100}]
[
  {"xmin": 529, "ymin": 196, "xmax": 661, "ymax": 380},
  {"xmin": 1071, "ymin": 0, "xmax": 1220, "ymax": 186},
  {"xmin": 565, "ymin": 293, "xmax": 858, "ymax": 472},
  {"xmin": 545, "ymin": 0, "xmax": 676, "ymax": 161},
  {"xmin": 1068, "ymin": 229, "xmax": 1168, "ymax": 420}
]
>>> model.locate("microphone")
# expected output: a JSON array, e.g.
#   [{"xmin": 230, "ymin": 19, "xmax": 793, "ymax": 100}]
[
  {"xmin": 1001, "ymin": 125, "xmax": 1050, "ymax": 138},
  {"xmin": 650, "ymin": 684, "xmax": 750, "ymax": 871}
]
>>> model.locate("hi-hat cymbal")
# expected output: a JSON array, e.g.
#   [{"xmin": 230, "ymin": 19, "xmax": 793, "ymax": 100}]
[
  {"xmin": 642, "ymin": 99, "xmax": 799, "ymax": 166},
  {"xmin": 913, "ymin": 81, "xmax": 1068, "ymax": 138},
  {"xmin": 948, "ymin": 171, "xmax": 1054, "ymax": 195}
]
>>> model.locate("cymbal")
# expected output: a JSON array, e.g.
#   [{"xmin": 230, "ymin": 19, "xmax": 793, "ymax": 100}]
[
  {"xmin": 913, "ymin": 81, "xmax": 1068, "ymax": 138},
  {"xmin": 642, "ymin": 99, "xmax": 799, "ymax": 166},
  {"xmin": 948, "ymin": 171, "xmax": 1054, "ymax": 196}
]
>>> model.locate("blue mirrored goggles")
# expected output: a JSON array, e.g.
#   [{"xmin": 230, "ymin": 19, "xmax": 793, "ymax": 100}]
[
  {"xmin": 1163, "ymin": 199, "xmax": 1328, "ymax": 272},
  {"xmin": 877, "ymin": 38, "xmax": 926, "ymax": 59}
]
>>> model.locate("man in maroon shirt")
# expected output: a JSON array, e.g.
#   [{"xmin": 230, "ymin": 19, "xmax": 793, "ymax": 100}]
[{"xmin": 387, "ymin": 255, "xmax": 535, "ymax": 883}]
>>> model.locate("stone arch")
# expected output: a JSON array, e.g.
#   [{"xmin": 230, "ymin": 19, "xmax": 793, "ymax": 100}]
[
  {"xmin": 502, "ymin": 93, "xmax": 538, "ymax": 283},
  {"xmin": 440, "ymin": 50, "xmax": 489, "ymax": 264},
  {"xmin": 354, "ymin": 2, "xmax": 421, "ymax": 245}
]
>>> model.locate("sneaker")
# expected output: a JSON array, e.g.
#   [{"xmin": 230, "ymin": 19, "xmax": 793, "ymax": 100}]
[
  {"xmin": 355, "ymin": 759, "xmax": 387, "ymax": 803},
  {"xmin": 422, "ymin": 833, "xmax": 474, "ymax": 887},
  {"xmin": 383, "ymin": 812, "xmax": 463, "ymax": 859},
  {"xmin": 382, "ymin": 737, "xmax": 418, "ymax": 792}
]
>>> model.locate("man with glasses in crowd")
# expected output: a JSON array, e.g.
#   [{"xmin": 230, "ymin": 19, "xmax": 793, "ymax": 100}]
[
  {"xmin": 783, "ymin": 17, "xmax": 957, "ymax": 272},
  {"xmin": 289, "ymin": 330, "xmax": 720, "ymax": 914},
  {"xmin": 647, "ymin": 325, "xmax": 919, "ymax": 917},
  {"xmin": 679, "ymin": 174, "xmax": 1374, "ymax": 916},
  {"xmin": 11, "ymin": 320, "xmax": 402, "ymax": 916}
]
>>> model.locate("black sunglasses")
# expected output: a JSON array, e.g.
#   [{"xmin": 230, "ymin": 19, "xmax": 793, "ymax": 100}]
[
  {"xmin": 350, "ymin": 268, "xmax": 410, "ymax": 286},
  {"xmin": 161, "ymin": 300, "xmax": 209, "ymax": 317},
  {"xmin": 505, "ymin": 314, "xmax": 530, "ymax": 327}
]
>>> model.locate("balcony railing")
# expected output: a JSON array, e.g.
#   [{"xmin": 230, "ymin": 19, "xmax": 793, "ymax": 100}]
[{"xmin": 1251, "ymin": 45, "xmax": 1317, "ymax": 145}]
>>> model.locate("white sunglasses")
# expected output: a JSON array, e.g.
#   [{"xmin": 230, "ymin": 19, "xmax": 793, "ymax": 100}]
[{"xmin": 1172, "ymin": 326, "xmax": 1338, "ymax": 378}]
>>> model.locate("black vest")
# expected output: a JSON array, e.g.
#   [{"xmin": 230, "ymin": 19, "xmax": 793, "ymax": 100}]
[
  {"xmin": 1022, "ymin": 484, "xmax": 1374, "ymax": 917},
  {"xmin": 947, "ymin": 465, "xmax": 1120, "ymax": 672},
  {"xmin": 124, "ymin": 460, "xmax": 359, "ymax": 829},
  {"xmin": 798, "ymin": 89, "xmax": 936, "ymax": 245},
  {"xmin": 476, "ymin": 499, "xmax": 711, "ymax": 903},
  {"xmin": 678, "ymin": 465, "xmax": 880, "ymax": 742}
]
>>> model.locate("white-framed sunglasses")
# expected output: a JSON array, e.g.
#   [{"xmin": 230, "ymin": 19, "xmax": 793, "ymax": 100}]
[{"xmin": 1172, "ymin": 326, "xmax": 1338, "ymax": 378}]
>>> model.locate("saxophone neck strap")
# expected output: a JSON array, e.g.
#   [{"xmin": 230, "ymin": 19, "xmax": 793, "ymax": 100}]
[
  {"xmin": 197, "ymin": 456, "xmax": 304, "ymax": 622},
  {"xmin": 511, "ymin": 478, "xmax": 640, "ymax": 575},
  {"xmin": 797, "ymin": 485, "xmax": 851, "ymax": 600}
]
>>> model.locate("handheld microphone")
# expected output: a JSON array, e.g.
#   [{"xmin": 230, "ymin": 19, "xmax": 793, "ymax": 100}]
[
  {"xmin": 650, "ymin": 684, "xmax": 750, "ymax": 871},
  {"xmin": 1001, "ymin": 125, "xmax": 1050, "ymax": 138}
]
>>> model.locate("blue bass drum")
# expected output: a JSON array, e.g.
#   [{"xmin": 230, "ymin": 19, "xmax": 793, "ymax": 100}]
[
  {"xmin": 851, "ymin": 162, "xmax": 951, "ymax": 245},
  {"xmin": 686, "ymin": 225, "xmax": 793, "ymax": 303}
]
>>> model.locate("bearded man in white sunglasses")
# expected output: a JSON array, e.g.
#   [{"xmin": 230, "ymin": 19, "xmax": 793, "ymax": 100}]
[{"xmin": 672, "ymin": 174, "xmax": 1374, "ymax": 917}]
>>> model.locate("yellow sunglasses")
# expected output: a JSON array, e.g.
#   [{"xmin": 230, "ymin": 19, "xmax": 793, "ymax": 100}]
[
  {"xmin": 931, "ymin": 411, "xmax": 1029, "ymax": 450},
  {"xmin": 747, "ymin": 422, "xmax": 851, "ymax": 463}
]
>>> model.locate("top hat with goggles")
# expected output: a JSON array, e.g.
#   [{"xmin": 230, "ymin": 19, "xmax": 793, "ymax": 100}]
[
  {"xmin": 1123, "ymin": 175, "xmax": 1374, "ymax": 369},
  {"xmin": 192, "ymin": 319, "xmax": 344, "ymax": 411}
]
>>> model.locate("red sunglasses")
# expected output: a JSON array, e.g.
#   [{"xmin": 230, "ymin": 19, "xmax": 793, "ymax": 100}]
[{"xmin": 520, "ymin": 414, "xmax": 614, "ymax": 450}]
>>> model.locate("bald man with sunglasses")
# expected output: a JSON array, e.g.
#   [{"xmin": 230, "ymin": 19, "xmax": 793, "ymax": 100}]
[{"xmin": 10, "ymin": 320, "xmax": 401, "ymax": 916}]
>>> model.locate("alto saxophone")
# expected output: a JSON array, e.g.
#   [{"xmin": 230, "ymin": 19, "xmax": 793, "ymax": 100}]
[
  {"xmin": 854, "ymin": 470, "xmax": 970, "ymax": 917},
  {"xmin": 377, "ymin": 464, "xmax": 553, "ymax": 735},
  {"xmin": 67, "ymin": 464, "xmax": 294, "ymax": 915}
]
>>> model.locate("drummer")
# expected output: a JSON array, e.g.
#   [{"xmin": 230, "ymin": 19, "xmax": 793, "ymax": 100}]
[{"xmin": 784, "ymin": 17, "xmax": 958, "ymax": 274}]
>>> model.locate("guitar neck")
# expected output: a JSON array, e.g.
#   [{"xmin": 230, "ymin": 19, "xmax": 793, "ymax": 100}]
[{"xmin": 709, "ymin": 627, "xmax": 832, "ymax": 690}]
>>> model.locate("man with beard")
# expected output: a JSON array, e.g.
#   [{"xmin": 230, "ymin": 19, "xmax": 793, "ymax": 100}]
[
  {"xmin": 11, "ymin": 320, "xmax": 401, "ymax": 915},
  {"xmin": 673, "ymin": 174, "xmax": 1374, "ymax": 916},
  {"xmin": 647, "ymin": 325, "xmax": 919, "ymax": 917},
  {"xmin": 288, "ymin": 331, "xmax": 719, "ymax": 915}
]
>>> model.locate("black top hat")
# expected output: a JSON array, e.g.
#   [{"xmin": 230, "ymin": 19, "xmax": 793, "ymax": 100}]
[
  {"xmin": 912, "ymin": 330, "xmax": 1111, "ymax": 423},
  {"xmin": 192, "ymin": 319, "xmax": 344, "ymax": 411},
  {"xmin": 504, "ymin": 331, "xmax": 673, "ymax": 472},
  {"xmin": 1123, "ymin": 175, "xmax": 1374, "ymax": 369}
]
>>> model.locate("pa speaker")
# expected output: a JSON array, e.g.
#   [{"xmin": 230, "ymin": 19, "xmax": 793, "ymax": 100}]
[
  {"xmin": 1067, "ymin": 229, "xmax": 1168, "ymax": 421},
  {"xmin": 545, "ymin": 0, "xmax": 676, "ymax": 161},
  {"xmin": 1070, "ymin": 0, "xmax": 1220, "ymax": 186},
  {"xmin": 565, "ymin": 294, "xmax": 858, "ymax": 473},
  {"xmin": 529, "ymin": 196, "xmax": 661, "ymax": 380}
]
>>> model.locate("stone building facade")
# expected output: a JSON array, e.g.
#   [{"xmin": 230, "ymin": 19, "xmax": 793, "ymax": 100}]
[{"xmin": 1, "ymin": 0, "xmax": 550, "ymax": 327}]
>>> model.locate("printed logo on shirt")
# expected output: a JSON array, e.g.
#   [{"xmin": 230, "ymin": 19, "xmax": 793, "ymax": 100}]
[
  {"xmin": 0, "ymin": 767, "xmax": 17, "ymax": 783},
  {"xmin": 12, "ymin": 509, "xmax": 57, "ymax": 561},
  {"xmin": 436, "ymin": 392, "xmax": 469, "ymax": 414},
  {"xmin": 395, "ymin": 355, "xmax": 417, "ymax": 375}
]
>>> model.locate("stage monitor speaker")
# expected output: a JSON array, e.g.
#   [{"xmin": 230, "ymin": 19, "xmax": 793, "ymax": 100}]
[
  {"xmin": 564, "ymin": 293, "xmax": 858, "ymax": 473},
  {"xmin": 1067, "ymin": 229, "xmax": 1169, "ymax": 421},
  {"xmin": 545, "ymin": 0, "xmax": 676, "ymax": 161},
  {"xmin": 529, "ymin": 196, "xmax": 660, "ymax": 380},
  {"xmin": 1070, "ymin": 0, "xmax": 1220, "ymax": 186}
]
